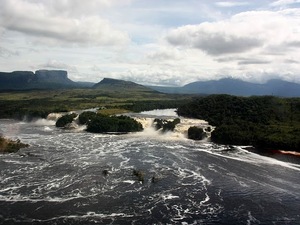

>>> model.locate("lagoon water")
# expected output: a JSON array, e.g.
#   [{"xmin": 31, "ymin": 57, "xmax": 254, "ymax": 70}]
[{"xmin": 0, "ymin": 110, "xmax": 300, "ymax": 224}]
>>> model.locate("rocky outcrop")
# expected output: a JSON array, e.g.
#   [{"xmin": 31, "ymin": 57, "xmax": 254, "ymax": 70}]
[{"xmin": 0, "ymin": 136, "xmax": 29, "ymax": 153}]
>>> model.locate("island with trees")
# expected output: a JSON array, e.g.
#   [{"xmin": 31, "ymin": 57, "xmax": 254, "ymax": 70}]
[{"xmin": 56, "ymin": 111, "xmax": 143, "ymax": 133}]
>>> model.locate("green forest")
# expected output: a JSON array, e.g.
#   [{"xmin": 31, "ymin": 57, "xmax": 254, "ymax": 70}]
[
  {"xmin": 0, "ymin": 89, "xmax": 189, "ymax": 120},
  {"xmin": 177, "ymin": 95, "xmax": 300, "ymax": 151}
]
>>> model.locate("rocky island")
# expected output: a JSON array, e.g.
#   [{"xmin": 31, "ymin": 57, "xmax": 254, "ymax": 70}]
[{"xmin": 0, "ymin": 135, "xmax": 29, "ymax": 153}]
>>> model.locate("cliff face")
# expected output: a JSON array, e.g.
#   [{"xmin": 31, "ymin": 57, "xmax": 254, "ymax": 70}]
[
  {"xmin": 35, "ymin": 70, "xmax": 69, "ymax": 82},
  {"xmin": 0, "ymin": 71, "xmax": 35, "ymax": 89},
  {"xmin": 0, "ymin": 70, "xmax": 77, "ymax": 90}
]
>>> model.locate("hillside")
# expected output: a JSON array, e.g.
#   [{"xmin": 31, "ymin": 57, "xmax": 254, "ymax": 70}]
[
  {"xmin": 93, "ymin": 78, "xmax": 157, "ymax": 93},
  {"xmin": 149, "ymin": 78, "xmax": 300, "ymax": 97}
]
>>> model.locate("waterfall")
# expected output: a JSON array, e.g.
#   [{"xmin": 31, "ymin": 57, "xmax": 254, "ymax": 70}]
[{"xmin": 133, "ymin": 116, "xmax": 213, "ymax": 140}]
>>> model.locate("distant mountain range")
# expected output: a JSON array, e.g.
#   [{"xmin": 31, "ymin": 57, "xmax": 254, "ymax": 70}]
[
  {"xmin": 149, "ymin": 78, "xmax": 300, "ymax": 97},
  {"xmin": 0, "ymin": 70, "xmax": 299, "ymax": 97}
]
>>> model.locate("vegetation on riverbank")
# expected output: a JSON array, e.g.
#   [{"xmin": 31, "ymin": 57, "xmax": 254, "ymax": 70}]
[
  {"xmin": 188, "ymin": 126, "xmax": 206, "ymax": 140},
  {"xmin": 0, "ymin": 136, "xmax": 29, "ymax": 153},
  {"xmin": 56, "ymin": 113, "xmax": 78, "ymax": 127},
  {"xmin": 0, "ymin": 89, "xmax": 191, "ymax": 120},
  {"xmin": 177, "ymin": 95, "xmax": 300, "ymax": 151}
]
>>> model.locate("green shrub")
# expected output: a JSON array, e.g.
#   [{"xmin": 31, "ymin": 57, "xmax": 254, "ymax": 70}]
[
  {"xmin": 78, "ymin": 111, "xmax": 97, "ymax": 125},
  {"xmin": 86, "ymin": 114, "xmax": 143, "ymax": 133},
  {"xmin": 188, "ymin": 126, "xmax": 205, "ymax": 140},
  {"xmin": 56, "ymin": 113, "xmax": 77, "ymax": 127}
]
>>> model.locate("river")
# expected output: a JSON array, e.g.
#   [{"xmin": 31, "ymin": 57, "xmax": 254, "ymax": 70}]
[{"xmin": 0, "ymin": 109, "xmax": 300, "ymax": 224}]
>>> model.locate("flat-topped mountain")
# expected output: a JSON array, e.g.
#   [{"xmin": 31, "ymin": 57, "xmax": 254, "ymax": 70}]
[
  {"xmin": 0, "ymin": 70, "xmax": 77, "ymax": 90},
  {"xmin": 93, "ymin": 78, "xmax": 156, "ymax": 92}
]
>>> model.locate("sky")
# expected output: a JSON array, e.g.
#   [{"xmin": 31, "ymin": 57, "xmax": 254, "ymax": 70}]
[{"xmin": 0, "ymin": 0, "xmax": 300, "ymax": 86}]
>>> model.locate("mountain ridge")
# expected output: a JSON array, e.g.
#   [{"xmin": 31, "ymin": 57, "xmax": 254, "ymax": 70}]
[
  {"xmin": 0, "ymin": 70, "xmax": 299, "ymax": 97},
  {"xmin": 149, "ymin": 78, "xmax": 300, "ymax": 97}
]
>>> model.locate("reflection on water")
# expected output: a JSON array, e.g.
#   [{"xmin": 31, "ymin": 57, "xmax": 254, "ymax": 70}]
[{"xmin": 0, "ymin": 110, "xmax": 300, "ymax": 224}]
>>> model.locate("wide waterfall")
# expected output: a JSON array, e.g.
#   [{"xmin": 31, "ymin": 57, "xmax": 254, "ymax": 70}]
[
  {"xmin": 126, "ymin": 109, "xmax": 213, "ymax": 140},
  {"xmin": 0, "ymin": 109, "xmax": 300, "ymax": 224}
]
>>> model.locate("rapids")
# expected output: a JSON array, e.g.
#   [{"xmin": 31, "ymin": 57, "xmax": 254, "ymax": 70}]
[{"xmin": 0, "ymin": 109, "xmax": 300, "ymax": 224}]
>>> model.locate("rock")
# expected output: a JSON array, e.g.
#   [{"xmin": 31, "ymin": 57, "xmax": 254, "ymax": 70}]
[
  {"xmin": 102, "ymin": 170, "xmax": 109, "ymax": 176},
  {"xmin": 133, "ymin": 169, "xmax": 144, "ymax": 183}
]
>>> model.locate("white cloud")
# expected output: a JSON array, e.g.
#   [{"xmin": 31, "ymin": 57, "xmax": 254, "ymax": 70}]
[
  {"xmin": 38, "ymin": 60, "xmax": 78, "ymax": 72},
  {"xmin": 166, "ymin": 9, "xmax": 300, "ymax": 56},
  {"xmin": 271, "ymin": 0, "xmax": 300, "ymax": 6},
  {"xmin": 215, "ymin": 1, "xmax": 249, "ymax": 7},
  {"xmin": 0, "ymin": 0, "xmax": 130, "ymax": 46},
  {"xmin": 0, "ymin": 47, "xmax": 19, "ymax": 58},
  {"xmin": 0, "ymin": 1, "xmax": 300, "ymax": 86},
  {"xmin": 146, "ymin": 47, "xmax": 182, "ymax": 61}
]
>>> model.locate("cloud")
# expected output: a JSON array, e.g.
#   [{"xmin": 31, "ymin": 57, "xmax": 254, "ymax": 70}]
[
  {"xmin": 0, "ymin": 47, "xmax": 20, "ymax": 58},
  {"xmin": 146, "ymin": 47, "xmax": 182, "ymax": 61},
  {"xmin": 166, "ymin": 24, "xmax": 263, "ymax": 56},
  {"xmin": 215, "ymin": 1, "xmax": 249, "ymax": 7},
  {"xmin": 271, "ymin": 0, "xmax": 300, "ymax": 6},
  {"xmin": 166, "ymin": 9, "xmax": 300, "ymax": 56},
  {"xmin": 0, "ymin": 0, "xmax": 130, "ymax": 46},
  {"xmin": 285, "ymin": 59, "xmax": 299, "ymax": 64},
  {"xmin": 238, "ymin": 59, "xmax": 271, "ymax": 65},
  {"xmin": 38, "ymin": 60, "xmax": 78, "ymax": 72},
  {"xmin": 46, "ymin": 0, "xmax": 133, "ymax": 16},
  {"xmin": 287, "ymin": 40, "xmax": 300, "ymax": 47}
]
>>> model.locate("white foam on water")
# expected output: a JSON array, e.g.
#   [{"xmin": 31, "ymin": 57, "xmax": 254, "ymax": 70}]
[
  {"xmin": 2, "ymin": 159, "xmax": 36, "ymax": 165},
  {"xmin": 33, "ymin": 119, "xmax": 56, "ymax": 126},
  {"xmin": 247, "ymin": 211, "xmax": 260, "ymax": 225},
  {"xmin": 161, "ymin": 194, "xmax": 180, "ymax": 201},
  {"xmin": 194, "ymin": 144, "xmax": 300, "ymax": 172},
  {"xmin": 140, "ymin": 108, "xmax": 178, "ymax": 117},
  {"xmin": 123, "ymin": 180, "xmax": 135, "ymax": 185},
  {"xmin": 200, "ymin": 193, "xmax": 210, "ymax": 205},
  {"xmin": 49, "ymin": 212, "xmax": 134, "ymax": 220},
  {"xmin": 44, "ymin": 126, "xmax": 53, "ymax": 131}
]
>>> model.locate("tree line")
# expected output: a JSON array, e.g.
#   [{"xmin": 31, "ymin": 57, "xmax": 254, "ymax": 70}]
[{"xmin": 177, "ymin": 95, "xmax": 300, "ymax": 151}]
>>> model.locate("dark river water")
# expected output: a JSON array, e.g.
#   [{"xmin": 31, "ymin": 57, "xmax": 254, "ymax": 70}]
[{"xmin": 0, "ymin": 111, "xmax": 300, "ymax": 225}]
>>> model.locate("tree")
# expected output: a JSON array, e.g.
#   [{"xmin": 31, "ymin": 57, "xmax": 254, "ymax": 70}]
[
  {"xmin": 188, "ymin": 126, "xmax": 205, "ymax": 140},
  {"xmin": 56, "ymin": 113, "xmax": 77, "ymax": 127},
  {"xmin": 86, "ymin": 114, "xmax": 143, "ymax": 133},
  {"xmin": 78, "ymin": 111, "xmax": 97, "ymax": 125}
]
